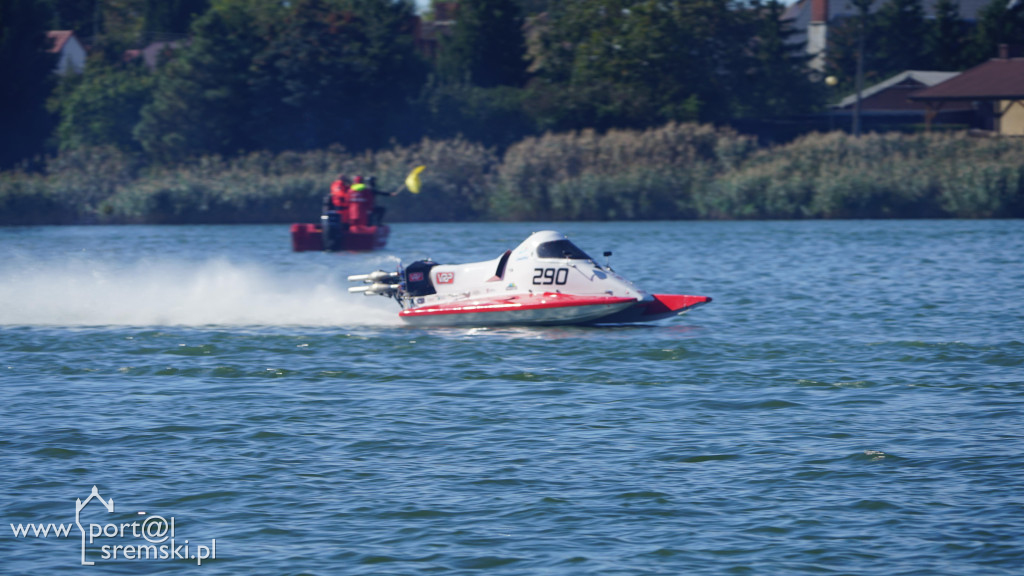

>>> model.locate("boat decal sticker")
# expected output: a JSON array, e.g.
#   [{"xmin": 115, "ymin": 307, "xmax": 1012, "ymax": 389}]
[{"xmin": 532, "ymin": 268, "xmax": 569, "ymax": 286}]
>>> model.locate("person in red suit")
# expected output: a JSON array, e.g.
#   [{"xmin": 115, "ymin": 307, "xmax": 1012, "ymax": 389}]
[
  {"xmin": 347, "ymin": 175, "xmax": 371, "ymax": 227},
  {"xmin": 329, "ymin": 174, "xmax": 349, "ymax": 211}
]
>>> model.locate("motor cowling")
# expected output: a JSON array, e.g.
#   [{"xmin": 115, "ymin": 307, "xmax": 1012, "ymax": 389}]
[
  {"xmin": 321, "ymin": 212, "xmax": 345, "ymax": 251},
  {"xmin": 404, "ymin": 260, "xmax": 439, "ymax": 297}
]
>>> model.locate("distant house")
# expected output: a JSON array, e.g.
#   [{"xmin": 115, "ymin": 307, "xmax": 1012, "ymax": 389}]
[
  {"xmin": 123, "ymin": 40, "xmax": 187, "ymax": 69},
  {"xmin": 910, "ymin": 45, "xmax": 1024, "ymax": 135},
  {"xmin": 825, "ymin": 70, "xmax": 974, "ymax": 130},
  {"xmin": 835, "ymin": 70, "xmax": 961, "ymax": 111},
  {"xmin": 47, "ymin": 30, "xmax": 86, "ymax": 75},
  {"xmin": 783, "ymin": 0, "xmax": 988, "ymax": 71},
  {"xmin": 833, "ymin": 70, "xmax": 975, "ymax": 123},
  {"xmin": 413, "ymin": 1, "xmax": 458, "ymax": 59}
]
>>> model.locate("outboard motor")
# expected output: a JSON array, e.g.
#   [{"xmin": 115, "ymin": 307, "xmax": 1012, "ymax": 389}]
[{"xmin": 320, "ymin": 211, "xmax": 345, "ymax": 251}]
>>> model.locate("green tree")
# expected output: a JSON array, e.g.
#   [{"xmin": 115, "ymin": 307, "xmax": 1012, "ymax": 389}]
[
  {"xmin": 61, "ymin": 0, "xmax": 150, "ymax": 66},
  {"xmin": 91, "ymin": 0, "xmax": 147, "ymax": 48},
  {"xmin": 740, "ymin": 0, "xmax": 820, "ymax": 117},
  {"xmin": 412, "ymin": 79, "xmax": 533, "ymax": 147},
  {"xmin": 823, "ymin": 1, "xmax": 878, "ymax": 94},
  {"xmin": 44, "ymin": 0, "xmax": 100, "ymax": 38},
  {"xmin": 872, "ymin": 0, "xmax": 927, "ymax": 78},
  {"xmin": 925, "ymin": 0, "xmax": 969, "ymax": 70},
  {"xmin": 513, "ymin": 0, "xmax": 554, "ymax": 15},
  {"xmin": 143, "ymin": 0, "xmax": 209, "ymax": 38},
  {"xmin": 52, "ymin": 60, "xmax": 154, "ymax": 152},
  {"xmin": 0, "ymin": 0, "xmax": 57, "ymax": 168},
  {"xmin": 967, "ymin": 0, "xmax": 1024, "ymax": 65},
  {"xmin": 136, "ymin": 0, "xmax": 423, "ymax": 160},
  {"xmin": 134, "ymin": 0, "xmax": 268, "ymax": 161},
  {"xmin": 45, "ymin": 0, "xmax": 198, "ymax": 49},
  {"xmin": 532, "ymin": 0, "xmax": 749, "ymax": 130},
  {"xmin": 437, "ymin": 0, "xmax": 528, "ymax": 87},
  {"xmin": 249, "ymin": 0, "xmax": 424, "ymax": 151}
]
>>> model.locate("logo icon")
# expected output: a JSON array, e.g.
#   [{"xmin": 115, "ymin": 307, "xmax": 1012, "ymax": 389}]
[
  {"xmin": 76, "ymin": 486, "xmax": 115, "ymax": 565},
  {"xmin": 435, "ymin": 271, "xmax": 455, "ymax": 284}
]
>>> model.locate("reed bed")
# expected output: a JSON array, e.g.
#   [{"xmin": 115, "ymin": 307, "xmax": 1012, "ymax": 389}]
[
  {"xmin": 1, "ymin": 127, "xmax": 1021, "ymax": 224},
  {"xmin": 711, "ymin": 132, "xmax": 1024, "ymax": 218},
  {"xmin": 491, "ymin": 123, "xmax": 754, "ymax": 220}
]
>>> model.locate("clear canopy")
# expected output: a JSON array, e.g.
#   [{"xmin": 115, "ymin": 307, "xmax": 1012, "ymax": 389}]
[{"xmin": 536, "ymin": 239, "xmax": 594, "ymax": 261}]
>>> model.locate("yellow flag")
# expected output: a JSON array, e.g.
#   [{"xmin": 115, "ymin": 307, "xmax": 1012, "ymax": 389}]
[{"xmin": 405, "ymin": 165, "xmax": 425, "ymax": 194}]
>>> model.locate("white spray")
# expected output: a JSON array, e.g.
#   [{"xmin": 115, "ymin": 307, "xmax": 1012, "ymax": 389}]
[{"xmin": 0, "ymin": 257, "xmax": 400, "ymax": 327}]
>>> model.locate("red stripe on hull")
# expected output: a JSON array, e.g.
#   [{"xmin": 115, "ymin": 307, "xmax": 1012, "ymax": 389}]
[{"xmin": 399, "ymin": 293, "xmax": 637, "ymax": 326}]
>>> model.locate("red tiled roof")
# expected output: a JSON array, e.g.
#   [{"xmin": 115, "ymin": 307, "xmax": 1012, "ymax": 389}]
[
  {"xmin": 434, "ymin": 1, "xmax": 458, "ymax": 21},
  {"xmin": 909, "ymin": 58, "xmax": 1024, "ymax": 101},
  {"xmin": 810, "ymin": 0, "xmax": 828, "ymax": 22},
  {"xmin": 46, "ymin": 30, "xmax": 74, "ymax": 53}
]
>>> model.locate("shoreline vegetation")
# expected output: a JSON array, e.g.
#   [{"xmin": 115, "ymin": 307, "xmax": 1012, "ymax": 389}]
[{"xmin": 2, "ymin": 123, "xmax": 1022, "ymax": 225}]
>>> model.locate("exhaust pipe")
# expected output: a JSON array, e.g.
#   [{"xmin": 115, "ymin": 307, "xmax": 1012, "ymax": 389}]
[
  {"xmin": 347, "ymin": 270, "xmax": 401, "ymax": 284},
  {"xmin": 348, "ymin": 283, "xmax": 401, "ymax": 296}
]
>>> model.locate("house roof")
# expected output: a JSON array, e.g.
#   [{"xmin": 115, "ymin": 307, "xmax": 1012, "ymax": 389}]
[
  {"xmin": 836, "ymin": 71, "xmax": 960, "ymax": 109},
  {"xmin": 46, "ymin": 30, "xmax": 74, "ymax": 53},
  {"xmin": 123, "ymin": 40, "xmax": 186, "ymax": 68},
  {"xmin": 910, "ymin": 58, "xmax": 1024, "ymax": 101}
]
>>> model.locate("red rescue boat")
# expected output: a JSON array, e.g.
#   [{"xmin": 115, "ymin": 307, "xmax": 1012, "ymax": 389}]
[
  {"xmin": 292, "ymin": 167, "xmax": 424, "ymax": 252},
  {"xmin": 291, "ymin": 176, "xmax": 389, "ymax": 252}
]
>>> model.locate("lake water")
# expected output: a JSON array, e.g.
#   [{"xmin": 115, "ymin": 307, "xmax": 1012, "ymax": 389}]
[{"xmin": 1, "ymin": 220, "xmax": 1022, "ymax": 574}]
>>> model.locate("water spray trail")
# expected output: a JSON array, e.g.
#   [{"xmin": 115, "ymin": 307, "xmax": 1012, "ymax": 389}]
[{"xmin": 0, "ymin": 258, "xmax": 399, "ymax": 327}]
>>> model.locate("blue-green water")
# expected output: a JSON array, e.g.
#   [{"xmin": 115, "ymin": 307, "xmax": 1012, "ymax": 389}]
[{"xmin": 1, "ymin": 221, "xmax": 1022, "ymax": 575}]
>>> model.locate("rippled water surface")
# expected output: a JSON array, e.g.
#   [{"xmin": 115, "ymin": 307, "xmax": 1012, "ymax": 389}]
[{"xmin": 1, "ymin": 221, "xmax": 1022, "ymax": 574}]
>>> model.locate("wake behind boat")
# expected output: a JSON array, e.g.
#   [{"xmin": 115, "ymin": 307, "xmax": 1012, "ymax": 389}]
[{"xmin": 348, "ymin": 230, "xmax": 711, "ymax": 327}]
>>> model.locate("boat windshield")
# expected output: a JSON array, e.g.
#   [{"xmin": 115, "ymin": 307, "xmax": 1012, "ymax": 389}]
[{"xmin": 536, "ymin": 239, "xmax": 594, "ymax": 261}]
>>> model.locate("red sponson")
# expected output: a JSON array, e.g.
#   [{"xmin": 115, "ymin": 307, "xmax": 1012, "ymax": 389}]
[{"xmin": 647, "ymin": 294, "xmax": 713, "ymax": 315}]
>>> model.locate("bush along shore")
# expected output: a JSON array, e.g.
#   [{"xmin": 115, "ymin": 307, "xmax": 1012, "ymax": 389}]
[{"xmin": 2, "ymin": 124, "xmax": 1023, "ymax": 225}]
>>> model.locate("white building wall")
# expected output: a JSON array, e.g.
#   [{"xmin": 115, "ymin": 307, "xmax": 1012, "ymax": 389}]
[{"xmin": 55, "ymin": 36, "xmax": 86, "ymax": 75}]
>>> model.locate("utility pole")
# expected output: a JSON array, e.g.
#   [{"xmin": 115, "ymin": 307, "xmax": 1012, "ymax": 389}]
[
  {"xmin": 851, "ymin": 0, "xmax": 873, "ymax": 137},
  {"xmin": 93, "ymin": 0, "xmax": 102, "ymax": 40}
]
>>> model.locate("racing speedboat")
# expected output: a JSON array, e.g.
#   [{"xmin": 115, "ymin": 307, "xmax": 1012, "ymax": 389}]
[{"xmin": 348, "ymin": 230, "xmax": 711, "ymax": 326}]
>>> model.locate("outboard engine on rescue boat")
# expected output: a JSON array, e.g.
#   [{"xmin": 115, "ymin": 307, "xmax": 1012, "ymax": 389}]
[{"xmin": 320, "ymin": 212, "xmax": 346, "ymax": 251}]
